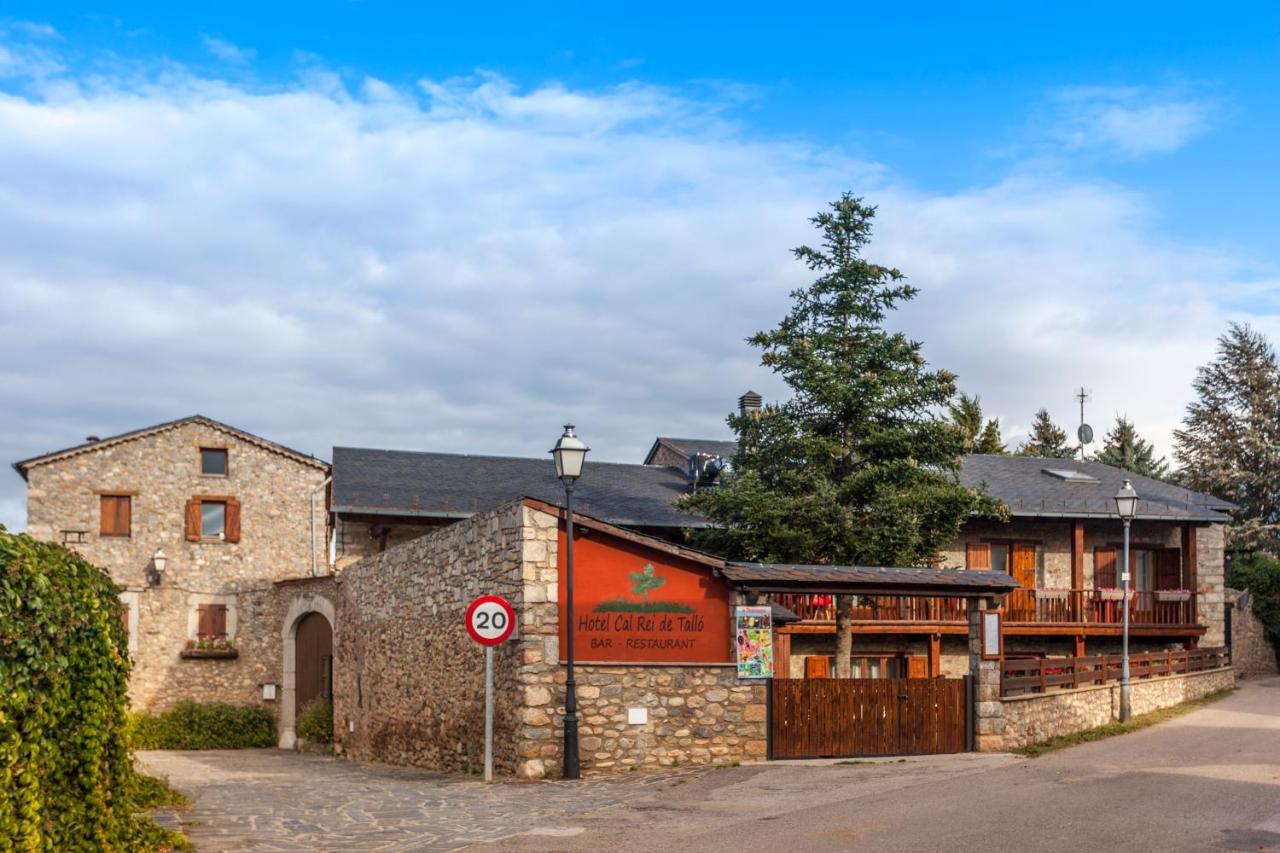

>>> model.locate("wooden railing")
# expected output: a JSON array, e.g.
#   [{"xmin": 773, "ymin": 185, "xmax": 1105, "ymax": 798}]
[
  {"xmin": 1000, "ymin": 647, "xmax": 1231, "ymax": 697},
  {"xmin": 772, "ymin": 589, "xmax": 1199, "ymax": 628},
  {"xmin": 1003, "ymin": 589, "xmax": 1198, "ymax": 627},
  {"xmin": 772, "ymin": 593, "xmax": 968, "ymax": 623}
]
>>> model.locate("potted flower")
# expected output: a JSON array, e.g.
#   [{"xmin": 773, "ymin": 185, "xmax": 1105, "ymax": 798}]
[{"xmin": 180, "ymin": 637, "xmax": 239, "ymax": 659}]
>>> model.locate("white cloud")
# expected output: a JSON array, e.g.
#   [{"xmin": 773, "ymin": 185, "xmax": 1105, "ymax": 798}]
[
  {"xmin": 0, "ymin": 35, "xmax": 1275, "ymax": 532},
  {"xmin": 1042, "ymin": 85, "xmax": 1216, "ymax": 155},
  {"xmin": 202, "ymin": 36, "xmax": 256, "ymax": 65}
]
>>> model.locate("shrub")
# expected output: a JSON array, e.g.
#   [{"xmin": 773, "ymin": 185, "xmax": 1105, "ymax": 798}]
[
  {"xmin": 1232, "ymin": 551, "xmax": 1280, "ymax": 656},
  {"xmin": 130, "ymin": 701, "xmax": 276, "ymax": 750},
  {"xmin": 296, "ymin": 698, "xmax": 334, "ymax": 743},
  {"xmin": 0, "ymin": 527, "xmax": 185, "ymax": 850}
]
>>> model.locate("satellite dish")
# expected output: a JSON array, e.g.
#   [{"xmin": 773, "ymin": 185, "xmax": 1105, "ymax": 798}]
[{"xmin": 1078, "ymin": 423, "xmax": 1094, "ymax": 444}]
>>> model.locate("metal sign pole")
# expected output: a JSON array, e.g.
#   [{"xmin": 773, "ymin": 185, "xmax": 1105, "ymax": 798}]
[{"xmin": 484, "ymin": 644, "xmax": 494, "ymax": 783}]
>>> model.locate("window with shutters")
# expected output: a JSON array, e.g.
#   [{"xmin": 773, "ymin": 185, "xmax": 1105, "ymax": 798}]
[
  {"xmin": 99, "ymin": 494, "xmax": 132, "ymax": 538},
  {"xmin": 967, "ymin": 541, "xmax": 1043, "ymax": 584},
  {"xmin": 196, "ymin": 604, "xmax": 229, "ymax": 640},
  {"xmin": 185, "ymin": 496, "xmax": 242, "ymax": 542}
]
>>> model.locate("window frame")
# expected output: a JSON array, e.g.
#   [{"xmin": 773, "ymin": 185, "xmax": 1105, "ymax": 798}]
[
  {"xmin": 96, "ymin": 491, "xmax": 135, "ymax": 538},
  {"xmin": 200, "ymin": 500, "xmax": 228, "ymax": 540},
  {"xmin": 200, "ymin": 447, "xmax": 229, "ymax": 477}
]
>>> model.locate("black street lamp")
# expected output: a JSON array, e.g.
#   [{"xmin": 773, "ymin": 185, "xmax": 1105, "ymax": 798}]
[
  {"xmin": 1114, "ymin": 478, "xmax": 1138, "ymax": 722},
  {"xmin": 550, "ymin": 424, "xmax": 588, "ymax": 780}
]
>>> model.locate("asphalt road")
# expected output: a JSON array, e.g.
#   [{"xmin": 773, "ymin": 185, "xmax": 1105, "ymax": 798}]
[{"xmin": 490, "ymin": 676, "xmax": 1280, "ymax": 853}]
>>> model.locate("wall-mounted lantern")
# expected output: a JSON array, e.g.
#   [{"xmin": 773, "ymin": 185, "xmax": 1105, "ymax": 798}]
[{"xmin": 146, "ymin": 548, "xmax": 167, "ymax": 587}]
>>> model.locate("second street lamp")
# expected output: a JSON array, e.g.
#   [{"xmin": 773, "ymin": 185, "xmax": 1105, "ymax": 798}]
[
  {"xmin": 1114, "ymin": 478, "xmax": 1138, "ymax": 723},
  {"xmin": 550, "ymin": 424, "xmax": 589, "ymax": 780}
]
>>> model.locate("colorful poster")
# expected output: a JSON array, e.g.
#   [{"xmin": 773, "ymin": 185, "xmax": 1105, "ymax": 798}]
[{"xmin": 734, "ymin": 606, "xmax": 774, "ymax": 678}]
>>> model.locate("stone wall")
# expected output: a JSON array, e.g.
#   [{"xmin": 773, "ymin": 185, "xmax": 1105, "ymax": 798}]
[
  {"xmin": 330, "ymin": 497, "xmax": 767, "ymax": 778},
  {"xmin": 21, "ymin": 418, "xmax": 330, "ymax": 712},
  {"xmin": 332, "ymin": 514, "xmax": 450, "ymax": 570},
  {"xmin": 1001, "ymin": 667, "xmax": 1236, "ymax": 749},
  {"xmin": 1228, "ymin": 589, "xmax": 1278, "ymax": 676},
  {"xmin": 332, "ymin": 501, "xmax": 528, "ymax": 775},
  {"xmin": 1196, "ymin": 524, "xmax": 1227, "ymax": 646}
]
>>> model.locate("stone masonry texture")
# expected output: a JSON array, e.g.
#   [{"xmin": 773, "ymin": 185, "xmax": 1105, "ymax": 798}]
[
  {"xmin": 331, "ymin": 499, "xmax": 766, "ymax": 778},
  {"xmin": 1001, "ymin": 667, "xmax": 1235, "ymax": 749},
  {"xmin": 21, "ymin": 419, "xmax": 330, "ymax": 713},
  {"xmin": 1228, "ymin": 588, "xmax": 1278, "ymax": 676}
]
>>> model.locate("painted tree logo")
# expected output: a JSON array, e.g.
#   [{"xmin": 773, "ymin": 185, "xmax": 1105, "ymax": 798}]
[
  {"xmin": 629, "ymin": 563, "xmax": 666, "ymax": 604},
  {"xmin": 594, "ymin": 562, "xmax": 693, "ymax": 614}
]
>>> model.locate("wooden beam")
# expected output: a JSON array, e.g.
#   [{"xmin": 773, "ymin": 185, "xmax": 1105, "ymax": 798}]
[
  {"xmin": 775, "ymin": 632, "xmax": 792, "ymax": 678},
  {"xmin": 1074, "ymin": 635, "xmax": 1086, "ymax": 657},
  {"xmin": 1072, "ymin": 520, "xmax": 1085, "ymax": 590},
  {"xmin": 929, "ymin": 633, "xmax": 942, "ymax": 678},
  {"xmin": 1182, "ymin": 523, "xmax": 1198, "ymax": 591}
]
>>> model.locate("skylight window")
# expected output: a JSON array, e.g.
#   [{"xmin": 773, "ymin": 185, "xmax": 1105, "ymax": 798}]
[{"xmin": 1042, "ymin": 468, "xmax": 1100, "ymax": 483}]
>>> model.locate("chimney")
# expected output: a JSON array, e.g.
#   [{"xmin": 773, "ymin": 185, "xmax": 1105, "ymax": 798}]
[{"xmin": 738, "ymin": 390, "xmax": 763, "ymax": 419}]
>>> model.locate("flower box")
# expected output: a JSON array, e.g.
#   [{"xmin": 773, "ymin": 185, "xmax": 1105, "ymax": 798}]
[
  {"xmin": 1036, "ymin": 589, "xmax": 1069, "ymax": 600},
  {"xmin": 1155, "ymin": 591, "xmax": 1191, "ymax": 602},
  {"xmin": 1098, "ymin": 589, "xmax": 1125, "ymax": 601},
  {"xmin": 180, "ymin": 647, "xmax": 239, "ymax": 660}
]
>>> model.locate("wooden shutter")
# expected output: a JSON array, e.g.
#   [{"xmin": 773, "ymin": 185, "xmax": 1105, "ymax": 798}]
[
  {"xmin": 121, "ymin": 602, "xmax": 130, "ymax": 632},
  {"xmin": 966, "ymin": 542, "xmax": 991, "ymax": 570},
  {"xmin": 1155, "ymin": 549, "xmax": 1181, "ymax": 590},
  {"xmin": 907, "ymin": 655, "xmax": 928, "ymax": 679},
  {"xmin": 100, "ymin": 495, "xmax": 131, "ymax": 537},
  {"xmin": 185, "ymin": 498, "xmax": 201, "ymax": 541},
  {"xmin": 1011, "ymin": 544, "xmax": 1037, "ymax": 589},
  {"xmin": 805, "ymin": 655, "xmax": 831, "ymax": 679},
  {"xmin": 1094, "ymin": 548, "xmax": 1117, "ymax": 588},
  {"xmin": 197, "ymin": 604, "xmax": 212, "ymax": 639},
  {"xmin": 212, "ymin": 605, "xmax": 228, "ymax": 639},
  {"xmin": 225, "ymin": 498, "xmax": 241, "ymax": 543}
]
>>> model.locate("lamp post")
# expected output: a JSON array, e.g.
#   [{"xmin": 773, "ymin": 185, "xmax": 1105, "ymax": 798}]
[
  {"xmin": 1114, "ymin": 478, "xmax": 1138, "ymax": 722},
  {"xmin": 550, "ymin": 424, "xmax": 589, "ymax": 780}
]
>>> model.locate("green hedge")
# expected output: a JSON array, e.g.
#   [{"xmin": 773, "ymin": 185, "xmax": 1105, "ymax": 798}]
[
  {"xmin": 130, "ymin": 702, "xmax": 276, "ymax": 750},
  {"xmin": 296, "ymin": 698, "xmax": 333, "ymax": 743},
  {"xmin": 0, "ymin": 527, "xmax": 183, "ymax": 851},
  {"xmin": 1233, "ymin": 551, "xmax": 1280, "ymax": 656}
]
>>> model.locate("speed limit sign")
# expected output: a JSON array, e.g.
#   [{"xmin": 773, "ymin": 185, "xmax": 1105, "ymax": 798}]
[{"xmin": 466, "ymin": 595, "xmax": 515, "ymax": 646}]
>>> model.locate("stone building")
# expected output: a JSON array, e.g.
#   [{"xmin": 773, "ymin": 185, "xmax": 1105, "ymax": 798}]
[{"xmin": 13, "ymin": 416, "xmax": 331, "ymax": 712}]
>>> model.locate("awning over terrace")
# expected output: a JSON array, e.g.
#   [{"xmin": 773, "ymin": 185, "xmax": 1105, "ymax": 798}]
[{"xmin": 720, "ymin": 562, "xmax": 1020, "ymax": 599}]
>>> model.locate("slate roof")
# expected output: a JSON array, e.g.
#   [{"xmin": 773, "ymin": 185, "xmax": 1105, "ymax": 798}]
[
  {"xmin": 722, "ymin": 562, "xmax": 1020, "ymax": 596},
  {"xmin": 12, "ymin": 415, "xmax": 329, "ymax": 480},
  {"xmin": 958, "ymin": 454, "xmax": 1232, "ymax": 522},
  {"xmin": 331, "ymin": 447, "xmax": 707, "ymax": 528},
  {"xmin": 644, "ymin": 437, "xmax": 739, "ymax": 466}
]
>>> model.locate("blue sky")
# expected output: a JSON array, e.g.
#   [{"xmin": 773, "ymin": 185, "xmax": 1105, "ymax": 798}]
[{"xmin": 1, "ymin": 4, "xmax": 1279, "ymax": 530}]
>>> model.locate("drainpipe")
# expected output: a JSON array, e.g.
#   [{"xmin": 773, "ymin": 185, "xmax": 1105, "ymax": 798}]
[{"xmin": 310, "ymin": 476, "xmax": 332, "ymax": 577}]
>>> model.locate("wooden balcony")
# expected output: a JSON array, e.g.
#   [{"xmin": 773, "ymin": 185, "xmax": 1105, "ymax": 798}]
[{"xmin": 773, "ymin": 588, "xmax": 1202, "ymax": 636}]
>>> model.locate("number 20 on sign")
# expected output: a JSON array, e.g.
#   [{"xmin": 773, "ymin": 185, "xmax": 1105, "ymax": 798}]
[
  {"xmin": 466, "ymin": 595, "xmax": 515, "ymax": 646},
  {"xmin": 467, "ymin": 594, "xmax": 514, "ymax": 783}
]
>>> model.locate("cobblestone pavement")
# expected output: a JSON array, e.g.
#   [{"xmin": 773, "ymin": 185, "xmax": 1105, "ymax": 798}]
[{"xmin": 137, "ymin": 749, "xmax": 713, "ymax": 851}]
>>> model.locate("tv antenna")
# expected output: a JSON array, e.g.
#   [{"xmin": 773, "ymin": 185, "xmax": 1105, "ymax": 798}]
[{"xmin": 1075, "ymin": 387, "xmax": 1093, "ymax": 459}]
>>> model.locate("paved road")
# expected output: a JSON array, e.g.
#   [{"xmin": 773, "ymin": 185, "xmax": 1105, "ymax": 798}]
[
  {"xmin": 141, "ymin": 676, "xmax": 1280, "ymax": 852},
  {"xmin": 492, "ymin": 675, "xmax": 1280, "ymax": 853}
]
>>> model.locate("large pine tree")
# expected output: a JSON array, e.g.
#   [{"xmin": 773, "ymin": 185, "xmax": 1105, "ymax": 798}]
[
  {"xmin": 948, "ymin": 392, "xmax": 1006, "ymax": 454},
  {"xmin": 1094, "ymin": 415, "xmax": 1169, "ymax": 480},
  {"xmin": 1174, "ymin": 323, "xmax": 1280, "ymax": 552},
  {"xmin": 1018, "ymin": 409, "xmax": 1075, "ymax": 459},
  {"xmin": 685, "ymin": 194, "xmax": 1006, "ymax": 675}
]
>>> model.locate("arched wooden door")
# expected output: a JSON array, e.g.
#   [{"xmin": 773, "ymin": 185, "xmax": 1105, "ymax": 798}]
[{"xmin": 295, "ymin": 612, "xmax": 333, "ymax": 709}]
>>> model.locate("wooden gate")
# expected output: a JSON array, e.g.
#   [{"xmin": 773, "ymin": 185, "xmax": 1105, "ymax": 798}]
[{"xmin": 770, "ymin": 678, "xmax": 968, "ymax": 759}]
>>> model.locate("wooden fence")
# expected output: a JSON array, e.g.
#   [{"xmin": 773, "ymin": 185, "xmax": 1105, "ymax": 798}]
[{"xmin": 1000, "ymin": 647, "xmax": 1231, "ymax": 697}]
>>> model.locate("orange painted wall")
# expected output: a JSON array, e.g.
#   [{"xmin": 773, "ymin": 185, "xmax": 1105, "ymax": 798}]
[{"xmin": 557, "ymin": 526, "xmax": 732, "ymax": 664}]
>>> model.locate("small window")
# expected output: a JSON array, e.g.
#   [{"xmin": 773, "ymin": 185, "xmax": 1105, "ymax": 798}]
[
  {"xmin": 201, "ymin": 501, "xmax": 227, "ymax": 538},
  {"xmin": 196, "ymin": 604, "xmax": 228, "ymax": 640},
  {"xmin": 100, "ymin": 495, "xmax": 131, "ymax": 538},
  {"xmin": 990, "ymin": 543, "xmax": 1009, "ymax": 574},
  {"xmin": 201, "ymin": 448, "xmax": 228, "ymax": 476}
]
